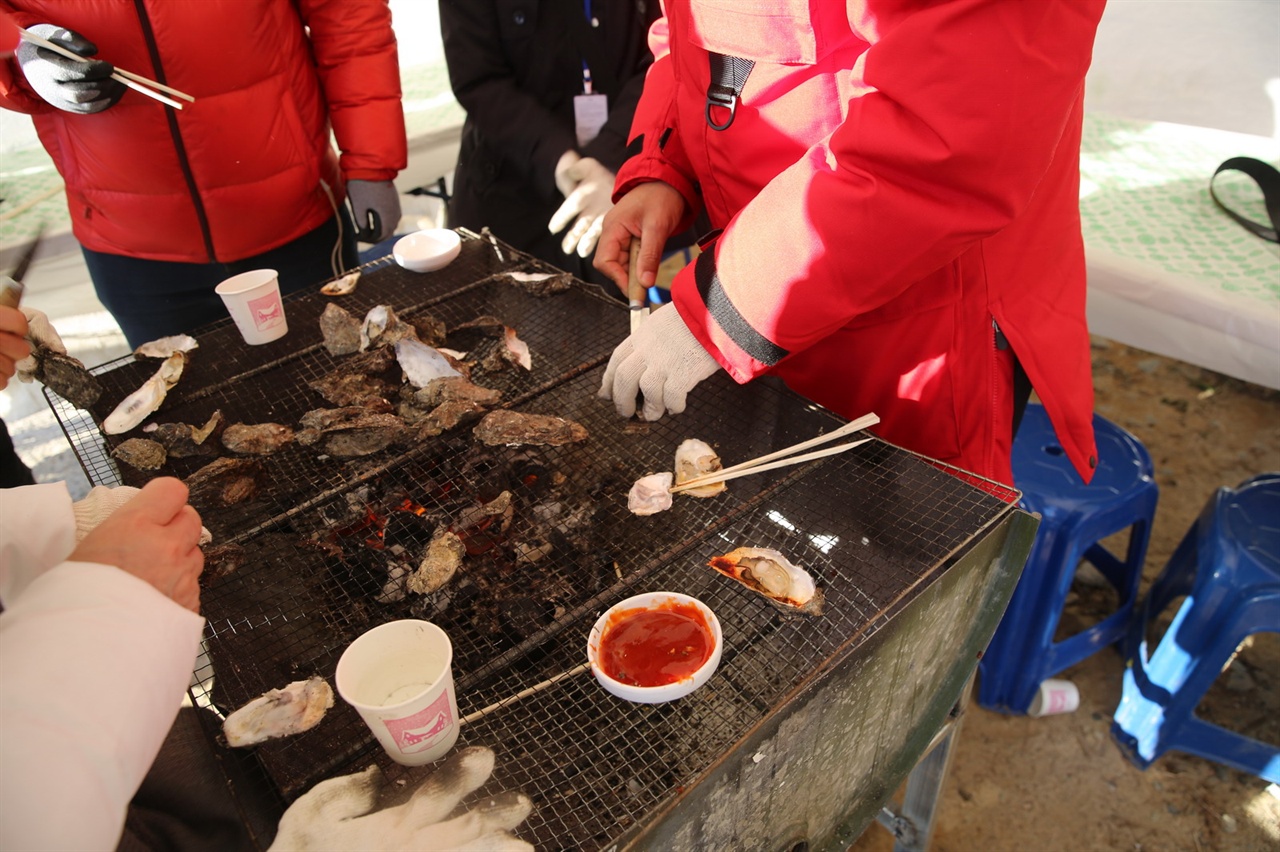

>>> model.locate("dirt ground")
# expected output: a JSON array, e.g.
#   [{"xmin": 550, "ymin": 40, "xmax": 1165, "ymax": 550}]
[{"xmin": 853, "ymin": 336, "xmax": 1280, "ymax": 852}]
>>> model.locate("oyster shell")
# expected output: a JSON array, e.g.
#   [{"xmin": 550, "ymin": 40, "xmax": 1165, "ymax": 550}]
[
  {"xmin": 320, "ymin": 269, "xmax": 361, "ymax": 296},
  {"xmin": 30, "ymin": 347, "xmax": 102, "ymax": 410},
  {"xmin": 185, "ymin": 457, "xmax": 263, "ymax": 507},
  {"xmin": 222, "ymin": 422, "xmax": 294, "ymax": 455},
  {"xmin": 628, "ymin": 472, "xmax": 674, "ymax": 516},
  {"xmin": 407, "ymin": 529, "xmax": 466, "ymax": 595},
  {"xmin": 708, "ymin": 547, "xmax": 824, "ymax": 616},
  {"xmin": 394, "ymin": 337, "xmax": 463, "ymax": 388},
  {"xmin": 133, "ymin": 334, "xmax": 198, "ymax": 359},
  {"xmin": 674, "ymin": 438, "xmax": 726, "ymax": 497},
  {"xmin": 473, "ymin": 410, "xmax": 588, "ymax": 447},
  {"xmin": 222, "ymin": 676, "xmax": 334, "ymax": 747},
  {"xmin": 297, "ymin": 407, "xmax": 406, "ymax": 458},
  {"xmin": 144, "ymin": 411, "xmax": 223, "ymax": 458},
  {"xmin": 103, "ymin": 352, "xmax": 185, "ymax": 435},
  {"xmin": 112, "ymin": 437, "xmax": 167, "ymax": 470},
  {"xmin": 507, "ymin": 270, "xmax": 573, "ymax": 295},
  {"xmin": 413, "ymin": 376, "xmax": 502, "ymax": 408},
  {"xmin": 318, "ymin": 302, "xmax": 362, "ymax": 356},
  {"xmin": 360, "ymin": 304, "xmax": 417, "ymax": 351}
]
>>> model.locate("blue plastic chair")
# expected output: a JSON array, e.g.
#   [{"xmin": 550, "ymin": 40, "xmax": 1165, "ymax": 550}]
[
  {"xmin": 1112, "ymin": 474, "xmax": 1280, "ymax": 783},
  {"xmin": 978, "ymin": 404, "xmax": 1158, "ymax": 714}
]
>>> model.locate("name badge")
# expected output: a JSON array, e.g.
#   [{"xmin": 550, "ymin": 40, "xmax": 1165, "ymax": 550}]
[{"xmin": 574, "ymin": 93, "xmax": 609, "ymax": 147}]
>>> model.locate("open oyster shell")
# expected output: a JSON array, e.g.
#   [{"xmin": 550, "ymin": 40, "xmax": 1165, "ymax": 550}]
[
  {"xmin": 674, "ymin": 438, "xmax": 726, "ymax": 497},
  {"xmin": 708, "ymin": 546, "xmax": 824, "ymax": 616}
]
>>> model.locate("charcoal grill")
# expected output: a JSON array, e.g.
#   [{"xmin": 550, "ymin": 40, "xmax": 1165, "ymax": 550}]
[{"xmin": 46, "ymin": 232, "xmax": 1035, "ymax": 850}]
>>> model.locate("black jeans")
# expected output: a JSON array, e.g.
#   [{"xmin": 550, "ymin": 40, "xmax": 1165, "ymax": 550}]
[{"xmin": 84, "ymin": 212, "xmax": 358, "ymax": 349}]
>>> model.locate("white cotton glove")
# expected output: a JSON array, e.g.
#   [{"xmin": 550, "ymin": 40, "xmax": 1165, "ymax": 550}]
[
  {"xmin": 347, "ymin": 179, "xmax": 402, "ymax": 243},
  {"xmin": 15, "ymin": 306, "xmax": 65, "ymax": 383},
  {"xmin": 553, "ymin": 150, "xmax": 580, "ymax": 199},
  {"xmin": 599, "ymin": 302, "xmax": 720, "ymax": 421},
  {"xmin": 548, "ymin": 156, "xmax": 615, "ymax": 258},
  {"xmin": 73, "ymin": 484, "xmax": 212, "ymax": 545},
  {"xmin": 269, "ymin": 746, "xmax": 533, "ymax": 852}
]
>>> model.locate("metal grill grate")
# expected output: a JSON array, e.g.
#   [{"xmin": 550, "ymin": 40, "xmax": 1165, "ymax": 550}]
[{"xmin": 45, "ymin": 232, "xmax": 1018, "ymax": 849}]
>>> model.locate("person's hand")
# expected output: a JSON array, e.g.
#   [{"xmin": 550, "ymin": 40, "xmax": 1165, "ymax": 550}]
[
  {"xmin": 548, "ymin": 156, "xmax": 616, "ymax": 258},
  {"xmin": 15, "ymin": 24, "xmax": 125, "ymax": 114},
  {"xmin": 269, "ymin": 746, "xmax": 533, "ymax": 852},
  {"xmin": 0, "ymin": 303, "xmax": 31, "ymax": 390},
  {"xmin": 593, "ymin": 181, "xmax": 687, "ymax": 295},
  {"xmin": 347, "ymin": 179, "xmax": 401, "ymax": 243},
  {"xmin": 13, "ymin": 306, "xmax": 66, "ymax": 384},
  {"xmin": 600, "ymin": 302, "xmax": 720, "ymax": 420},
  {"xmin": 69, "ymin": 478, "xmax": 205, "ymax": 613}
]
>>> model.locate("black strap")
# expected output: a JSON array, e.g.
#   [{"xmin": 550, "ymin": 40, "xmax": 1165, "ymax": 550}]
[
  {"xmin": 705, "ymin": 53, "xmax": 754, "ymax": 131},
  {"xmin": 1209, "ymin": 156, "xmax": 1280, "ymax": 243}
]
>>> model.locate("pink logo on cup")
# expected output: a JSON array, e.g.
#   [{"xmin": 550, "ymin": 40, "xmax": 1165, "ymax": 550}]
[
  {"xmin": 383, "ymin": 690, "xmax": 454, "ymax": 753},
  {"xmin": 248, "ymin": 292, "xmax": 284, "ymax": 331}
]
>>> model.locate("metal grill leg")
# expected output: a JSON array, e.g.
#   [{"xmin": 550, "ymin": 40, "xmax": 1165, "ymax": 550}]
[{"xmin": 875, "ymin": 675, "xmax": 972, "ymax": 851}]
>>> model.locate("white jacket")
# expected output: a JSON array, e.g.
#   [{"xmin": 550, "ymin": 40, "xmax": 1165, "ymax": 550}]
[{"xmin": 0, "ymin": 483, "xmax": 205, "ymax": 851}]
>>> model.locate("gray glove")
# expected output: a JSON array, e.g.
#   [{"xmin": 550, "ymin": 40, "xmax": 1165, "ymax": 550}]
[
  {"xmin": 347, "ymin": 179, "xmax": 401, "ymax": 243},
  {"xmin": 599, "ymin": 302, "xmax": 721, "ymax": 421},
  {"xmin": 269, "ymin": 746, "xmax": 532, "ymax": 851},
  {"xmin": 16, "ymin": 24, "xmax": 125, "ymax": 114}
]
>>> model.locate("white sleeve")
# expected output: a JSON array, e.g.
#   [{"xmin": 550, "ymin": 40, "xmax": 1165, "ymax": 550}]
[
  {"xmin": 0, "ymin": 562, "xmax": 205, "ymax": 851},
  {"xmin": 0, "ymin": 482, "xmax": 77, "ymax": 603}
]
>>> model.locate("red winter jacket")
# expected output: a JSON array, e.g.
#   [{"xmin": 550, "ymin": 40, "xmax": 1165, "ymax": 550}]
[
  {"xmin": 0, "ymin": 0, "xmax": 406, "ymax": 264},
  {"xmin": 619, "ymin": 0, "xmax": 1104, "ymax": 486}
]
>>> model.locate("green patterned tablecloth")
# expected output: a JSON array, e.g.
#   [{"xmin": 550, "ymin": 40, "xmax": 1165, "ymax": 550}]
[{"xmin": 1080, "ymin": 113, "xmax": 1280, "ymax": 388}]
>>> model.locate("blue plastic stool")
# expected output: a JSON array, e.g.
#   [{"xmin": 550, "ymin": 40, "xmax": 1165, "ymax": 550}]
[
  {"xmin": 977, "ymin": 404, "xmax": 1158, "ymax": 714},
  {"xmin": 1112, "ymin": 474, "xmax": 1280, "ymax": 783}
]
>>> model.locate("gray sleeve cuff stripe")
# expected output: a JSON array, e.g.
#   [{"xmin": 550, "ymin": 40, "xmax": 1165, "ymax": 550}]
[{"xmin": 693, "ymin": 249, "xmax": 789, "ymax": 366}]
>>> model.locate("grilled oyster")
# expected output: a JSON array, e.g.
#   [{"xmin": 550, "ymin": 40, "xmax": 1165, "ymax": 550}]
[
  {"xmin": 473, "ymin": 410, "xmax": 588, "ymax": 447},
  {"xmin": 506, "ymin": 270, "xmax": 573, "ymax": 295},
  {"xmin": 144, "ymin": 411, "xmax": 223, "ymax": 458},
  {"xmin": 185, "ymin": 457, "xmax": 263, "ymax": 507},
  {"xmin": 411, "ymin": 400, "xmax": 487, "ymax": 439},
  {"xmin": 708, "ymin": 547, "xmax": 824, "ymax": 616},
  {"xmin": 222, "ymin": 422, "xmax": 294, "ymax": 455},
  {"xmin": 112, "ymin": 437, "xmax": 167, "ymax": 470},
  {"xmin": 407, "ymin": 528, "xmax": 466, "ymax": 595},
  {"xmin": 28, "ymin": 347, "xmax": 102, "ymax": 410},
  {"xmin": 413, "ymin": 376, "xmax": 502, "ymax": 408},
  {"xmin": 320, "ymin": 269, "xmax": 361, "ymax": 297},
  {"xmin": 360, "ymin": 304, "xmax": 417, "ymax": 351},
  {"xmin": 222, "ymin": 676, "xmax": 334, "ymax": 747},
  {"xmin": 628, "ymin": 472, "xmax": 674, "ymax": 516},
  {"xmin": 297, "ymin": 407, "xmax": 406, "ymax": 458},
  {"xmin": 318, "ymin": 302, "xmax": 362, "ymax": 355},
  {"xmin": 674, "ymin": 438, "xmax": 726, "ymax": 498},
  {"xmin": 103, "ymin": 352, "xmax": 185, "ymax": 435}
]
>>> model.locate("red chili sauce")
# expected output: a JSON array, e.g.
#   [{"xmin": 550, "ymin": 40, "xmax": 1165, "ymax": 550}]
[{"xmin": 598, "ymin": 600, "xmax": 714, "ymax": 688}]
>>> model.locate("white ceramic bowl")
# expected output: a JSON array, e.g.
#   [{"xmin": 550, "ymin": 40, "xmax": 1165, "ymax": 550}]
[
  {"xmin": 392, "ymin": 229, "xmax": 461, "ymax": 273},
  {"xmin": 587, "ymin": 591, "xmax": 722, "ymax": 704}
]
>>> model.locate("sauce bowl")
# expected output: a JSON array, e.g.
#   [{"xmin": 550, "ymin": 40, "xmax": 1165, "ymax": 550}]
[
  {"xmin": 587, "ymin": 591, "xmax": 722, "ymax": 704},
  {"xmin": 392, "ymin": 229, "xmax": 462, "ymax": 273}
]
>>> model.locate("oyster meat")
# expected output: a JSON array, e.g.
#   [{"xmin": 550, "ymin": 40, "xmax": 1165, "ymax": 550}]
[
  {"xmin": 708, "ymin": 547, "xmax": 824, "ymax": 616},
  {"xmin": 112, "ymin": 437, "xmax": 167, "ymax": 470},
  {"xmin": 318, "ymin": 302, "xmax": 362, "ymax": 356},
  {"xmin": 674, "ymin": 438, "xmax": 726, "ymax": 497},
  {"xmin": 628, "ymin": 472, "xmax": 674, "ymax": 516},
  {"xmin": 222, "ymin": 422, "xmax": 294, "ymax": 455},
  {"xmin": 185, "ymin": 456, "xmax": 263, "ymax": 508},
  {"xmin": 103, "ymin": 352, "xmax": 185, "ymax": 435},
  {"xmin": 407, "ymin": 529, "xmax": 466, "ymax": 595},
  {"xmin": 222, "ymin": 676, "xmax": 334, "ymax": 747},
  {"xmin": 473, "ymin": 410, "xmax": 588, "ymax": 447}
]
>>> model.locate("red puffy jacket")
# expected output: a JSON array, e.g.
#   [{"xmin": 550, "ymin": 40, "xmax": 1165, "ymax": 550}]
[
  {"xmin": 0, "ymin": 0, "xmax": 406, "ymax": 263},
  {"xmin": 619, "ymin": 1, "xmax": 1104, "ymax": 486}
]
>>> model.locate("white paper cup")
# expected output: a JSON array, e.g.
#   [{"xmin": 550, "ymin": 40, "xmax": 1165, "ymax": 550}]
[
  {"xmin": 215, "ymin": 269, "xmax": 288, "ymax": 344},
  {"xmin": 1028, "ymin": 678, "xmax": 1080, "ymax": 717},
  {"xmin": 335, "ymin": 620, "xmax": 460, "ymax": 765}
]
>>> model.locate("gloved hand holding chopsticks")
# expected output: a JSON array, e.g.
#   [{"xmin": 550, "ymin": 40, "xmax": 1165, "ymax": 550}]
[
  {"xmin": 16, "ymin": 24, "xmax": 124, "ymax": 114},
  {"xmin": 600, "ymin": 301, "xmax": 720, "ymax": 421},
  {"xmin": 268, "ymin": 746, "xmax": 532, "ymax": 852}
]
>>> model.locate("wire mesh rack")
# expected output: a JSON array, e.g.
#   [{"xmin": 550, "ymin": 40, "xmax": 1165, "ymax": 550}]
[{"xmin": 44, "ymin": 232, "xmax": 1019, "ymax": 849}]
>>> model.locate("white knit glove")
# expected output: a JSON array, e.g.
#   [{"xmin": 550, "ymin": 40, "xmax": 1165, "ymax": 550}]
[
  {"xmin": 14, "ymin": 306, "xmax": 65, "ymax": 383},
  {"xmin": 599, "ymin": 302, "xmax": 720, "ymax": 421},
  {"xmin": 73, "ymin": 485, "xmax": 211, "ymax": 545},
  {"xmin": 548, "ymin": 155, "xmax": 615, "ymax": 257},
  {"xmin": 268, "ymin": 746, "xmax": 532, "ymax": 852}
]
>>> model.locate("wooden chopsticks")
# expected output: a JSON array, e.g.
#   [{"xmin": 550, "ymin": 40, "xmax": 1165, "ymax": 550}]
[
  {"xmin": 669, "ymin": 412, "xmax": 880, "ymax": 494},
  {"xmin": 19, "ymin": 28, "xmax": 195, "ymax": 110}
]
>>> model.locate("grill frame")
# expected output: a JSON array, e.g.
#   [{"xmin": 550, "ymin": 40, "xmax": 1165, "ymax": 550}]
[{"xmin": 44, "ymin": 232, "xmax": 1022, "ymax": 849}]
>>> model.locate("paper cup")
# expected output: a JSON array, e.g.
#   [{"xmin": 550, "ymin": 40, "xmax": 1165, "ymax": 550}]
[
  {"xmin": 215, "ymin": 269, "xmax": 287, "ymax": 344},
  {"xmin": 1028, "ymin": 678, "xmax": 1080, "ymax": 717},
  {"xmin": 335, "ymin": 620, "xmax": 460, "ymax": 765}
]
